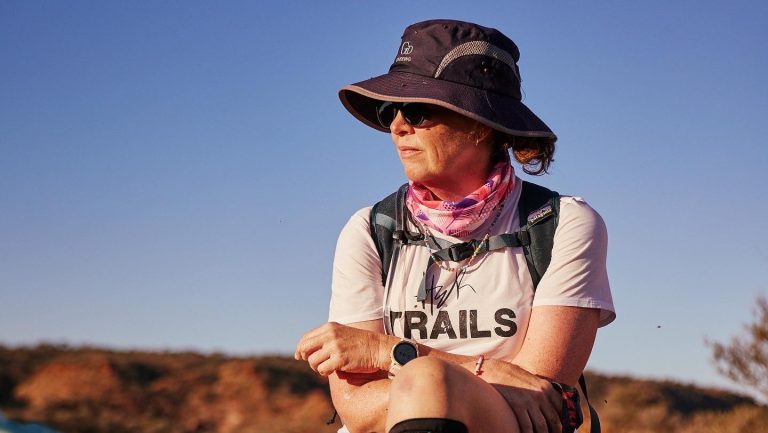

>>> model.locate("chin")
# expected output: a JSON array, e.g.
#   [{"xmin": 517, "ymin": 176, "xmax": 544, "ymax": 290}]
[
  {"xmin": 403, "ymin": 170, "xmax": 427, "ymax": 185},
  {"xmin": 401, "ymin": 164, "xmax": 438, "ymax": 186}
]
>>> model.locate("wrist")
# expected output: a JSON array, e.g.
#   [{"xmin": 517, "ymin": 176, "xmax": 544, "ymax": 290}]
[
  {"xmin": 378, "ymin": 334, "xmax": 399, "ymax": 371},
  {"xmin": 387, "ymin": 338, "xmax": 419, "ymax": 378}
]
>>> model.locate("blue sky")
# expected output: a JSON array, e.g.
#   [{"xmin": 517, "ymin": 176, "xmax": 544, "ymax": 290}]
[{"xmin": 2, "ymin": 1, "xmax": 767, "ymax": 399}]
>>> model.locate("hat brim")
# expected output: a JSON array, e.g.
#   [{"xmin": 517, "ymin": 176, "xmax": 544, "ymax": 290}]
[{"xmin": 339, "ymin": 71, "xmax": 556, "ymax": 141}]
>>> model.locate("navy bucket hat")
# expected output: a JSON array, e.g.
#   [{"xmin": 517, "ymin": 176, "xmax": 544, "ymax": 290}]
[{"xmin": 339, "ymin": 19, "xmax": 556, "ymax": 141}]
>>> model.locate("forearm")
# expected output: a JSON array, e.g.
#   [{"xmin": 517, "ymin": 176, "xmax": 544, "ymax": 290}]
[
  {"xmin": 297, "ymin": 321, "xmax": 486, "ymax": 430},
  {"xmin": 416, "ymin": 341, "xmax": 477, "ymax": 366},
  {"xmin": 330, "ymin": 372, "xmax": 391, "ymax": 433},
  {"xmin": 373, "ymin": 332, "xmax": 478, "ymax": 371},
  {"xmin": 511, "ymin": 306, "xmax": 600, "ymax": 385},
  {"xmin": 329, "ymin": 339, "xmax": 479, "ymax": 433}
]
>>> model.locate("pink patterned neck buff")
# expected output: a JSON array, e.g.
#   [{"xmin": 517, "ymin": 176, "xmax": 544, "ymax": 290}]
[{"xmin": 406, "ymin": 162, "xmax": 515, "ymax": 238}]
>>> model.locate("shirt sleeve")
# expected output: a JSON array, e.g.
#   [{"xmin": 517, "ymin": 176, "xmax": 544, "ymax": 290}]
[
  {"xmin": 531, "ymin": 196, "xmax": 616, "ymax": 327},
  {"xmin": 328, "ymin": 207, "xmax": 385, "ymax": 324}
]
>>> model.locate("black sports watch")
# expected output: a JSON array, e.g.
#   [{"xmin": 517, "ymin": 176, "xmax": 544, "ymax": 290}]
[{"xmin": 388, "ymin": 339, "xmax": 419, "ymax": 378}]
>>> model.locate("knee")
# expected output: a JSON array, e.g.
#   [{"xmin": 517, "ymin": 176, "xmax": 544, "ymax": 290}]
[
  {"xmin": 390, "ymin": 357, "xmax": 454, "ymax": 398},
  {"xmin": 387, "ymin": 358, "xmax": 477, "ymax": 424}
]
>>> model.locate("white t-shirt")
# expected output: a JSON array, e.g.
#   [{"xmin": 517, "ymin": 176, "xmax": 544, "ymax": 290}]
[{"xmin": 329, "ymin": 178, "xmax": 615, "ymax": 360}]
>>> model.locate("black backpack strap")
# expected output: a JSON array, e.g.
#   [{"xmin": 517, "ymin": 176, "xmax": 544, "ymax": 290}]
[
  {"xmin": 518, "ymin": 181, "xmax": 560, "ymax": 290},
  {"xmin": 370, "ymin": 183, "xmax": 422, "ymax": 286},
  {"xmin": 579, "ymin": 375, "xmax": 601, "ymax": 433},
  {"xmin": 370, "ymin": 186, "xmax": 400, "ymax": 286}
]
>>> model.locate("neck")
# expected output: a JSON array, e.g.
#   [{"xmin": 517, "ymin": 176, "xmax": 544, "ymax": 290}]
[
  {"xmin": 425, "ymin": 184, "xmax": 479, "ymax": 202},
  {"xmin": 423, "ymin": 163, "xmax": 498, "ymax": 202}
]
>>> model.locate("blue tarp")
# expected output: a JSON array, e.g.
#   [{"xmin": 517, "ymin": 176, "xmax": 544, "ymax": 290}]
[{"xmin": 0, "ymin": 413, "xmax": 58, "ymax": 433}]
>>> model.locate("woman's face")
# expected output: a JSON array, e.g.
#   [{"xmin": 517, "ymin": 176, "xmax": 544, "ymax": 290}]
[{"xmin": 389, "ymin": 105, "xmax": 494, "ymax": 197}]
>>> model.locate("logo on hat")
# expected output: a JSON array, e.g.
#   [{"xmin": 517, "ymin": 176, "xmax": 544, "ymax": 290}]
[{"xmin": 400, "ymin": 42, "xmax": 413, "ymax": 55}]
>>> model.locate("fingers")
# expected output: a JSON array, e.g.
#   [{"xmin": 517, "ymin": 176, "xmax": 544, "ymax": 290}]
[
  {"xmin": 541, "ymin": 400, "xmax": 562, "ymax": 433},
  {"xmin": 495, "ymin": 384, "xmax": 561, "ymax": 433},
  {"xmin": 516, "ymin": 404, "xmax": 551, "ymax": 433},
  {"xmin": 495, "ymin": 387, "xmax": 534, "ymax": 433},
  {"xmin": 295, "ymin": 322, "xmax": 384, "ymax": 375},
  {"xmin": 535, "ymin": 381, "xmax": 562, "ymax": 433},
  {"xmin": 295, "ymin": 322, "xmax": 341, "ymax": 360},
  {"xmin": 529, "ymin": 409, "xmax": 549, "ymax": 433},
  {"xmin": 544, "ymin": 383, "xmax": 564, "ymax": 413},
  {"xmin": 508, "ymin": 403, "xmax": 533, "ymax": 433},
  {"xmin": 294, "ymin": 330, "xmax": 315, "ymax": 360},
  {"xmin": 307, "ymin": 347, "xmax": 352, "ymax": 376},
  {"xmin": 306, "ymin": 347, "xmax": 329, "ymax": 372},
  {"xmin": 295, "ymin": 333, "xmax": 322, "ymax": 361},
  {"xmin": 515, "ymin": 405, "xmax": 557, "ymax": 433},
  {"xmin": 316, "ymin": 354, "xmax": 342, "ymax": 376},
  {"xmin": 540, "ymin": 382, "xmax": 563, "ymax": 432}
]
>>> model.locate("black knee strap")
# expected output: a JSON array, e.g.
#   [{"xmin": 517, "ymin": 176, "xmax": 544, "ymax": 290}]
[{"xmin": 389, "ymin": 418, "xmax": 468, "ymax": 433}]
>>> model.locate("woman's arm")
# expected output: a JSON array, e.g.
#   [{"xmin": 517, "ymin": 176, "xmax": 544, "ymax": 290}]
[
  {"xmin": 296, "ymin": 319, "xmax": 479, "ymax": 433},
  {"xmin": 512, "ymin": 305, "xmax": 600, "ymax": 385},
  {"xmin": 474, "ymin": 196, "xmax": 609, "ymax": 428},
  {"xmin": 297, "ymin": 318, "xmax": 567, "ymax": 433},
  {"xmin": 510, "ymin": 197, "xmax": 610, "ymax": 384},
  {"xmin": 326, "ymin": 320, "xmax": 390, "ymax": 433}
]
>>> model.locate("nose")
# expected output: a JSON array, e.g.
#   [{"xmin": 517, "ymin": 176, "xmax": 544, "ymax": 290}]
[{"xmin": 390, "ymin": 111, "xmax": 414, "ymax": 136}]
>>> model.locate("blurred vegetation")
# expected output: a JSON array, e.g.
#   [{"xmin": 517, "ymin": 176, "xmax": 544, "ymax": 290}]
[
  {"xmin": 0, "ymin": 344, "xmax": 335, "ymax": 433},
  {"xmin": 1, "ymin": 344, "xmax": 767, "ymax": 433},
  {"xmin": 709, "ymin": 295, "xmax": 768, "ymax": 401},
  {"xmin": 584, "ymin": 372, "xmax": 768, "ymax": 433}
]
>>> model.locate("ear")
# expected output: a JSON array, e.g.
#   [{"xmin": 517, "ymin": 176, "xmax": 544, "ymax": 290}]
[{"xmin": 470, "ymin": 123, "xmax": 494, "ymax": 144}]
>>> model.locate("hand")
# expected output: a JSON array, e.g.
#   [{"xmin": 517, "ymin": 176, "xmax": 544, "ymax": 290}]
[
  {"xmin": 295, "ymin": 322, "xmax": 388, "ymax": 376},
  {"xmin": 479, "ymin": 359, "xmax": 563, "ymax": 433}
]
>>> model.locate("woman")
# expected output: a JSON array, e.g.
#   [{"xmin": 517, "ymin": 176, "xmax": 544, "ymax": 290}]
[{"xmin": 295, "ymin": 19, "xmax": 615, "ymax": 433}]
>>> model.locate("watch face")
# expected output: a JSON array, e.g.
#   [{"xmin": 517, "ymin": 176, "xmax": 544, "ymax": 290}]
[{"xmin": 394, "ymin": 342, "xmax": 418, "ymax": 365}]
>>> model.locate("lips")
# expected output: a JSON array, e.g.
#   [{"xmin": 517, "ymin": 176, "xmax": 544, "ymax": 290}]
[{"xmin": 398, "ymin": 146, "xmax": 421, "ymax": 157}]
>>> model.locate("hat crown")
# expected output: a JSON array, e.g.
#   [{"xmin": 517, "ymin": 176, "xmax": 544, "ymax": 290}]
[{"xmin": 389, "ymin": 19, "xmax": 522, "ymax": 99}]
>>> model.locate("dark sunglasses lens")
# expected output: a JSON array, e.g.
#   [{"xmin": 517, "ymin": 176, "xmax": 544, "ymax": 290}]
[
  {"xmin": 376, "ymin": 102, "xmax": 397, "ymax": 128},
  {"xmin": 376, "ymin": 102, "xmax": 433, "ymax": 128},
  {"xmin": 400, "ymin": 103, "xmax": 428, "ymax": 126}
]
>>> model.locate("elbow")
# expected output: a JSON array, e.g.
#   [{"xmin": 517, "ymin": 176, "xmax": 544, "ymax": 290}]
[
  {"xmin": 332, "ymin": 406, "xmax": 382, "ymax": 433},
  {"xmin": 344, "ymin": 420, "xmax": 379, "ymax": 433},
  {"xmin": 330, "ymin": 376, "xmax": 388, "ymax": 433}
]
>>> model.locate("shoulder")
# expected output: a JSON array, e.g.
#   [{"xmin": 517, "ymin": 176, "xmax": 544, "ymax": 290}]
[
  {"xmin": 350, "ymin": 206, "xmax": 374, "ymax": 224},
  {"xmin": 536, "ymin": 195, "xmax": 615, "ymax": 326},
  {"xmin": 338, "ymin": 206, "xmax": 374, "ymax": 242},
  {"xmin": 333, "ymin": 206, "xmax": 381, "ymax": 280},
  {"xmin": 556, "ymin": 196, "xmax": 608, "ymax": 241},
  {"xmin": 330, "ymin": 206, "xmax": 385, "ymax": 324}
]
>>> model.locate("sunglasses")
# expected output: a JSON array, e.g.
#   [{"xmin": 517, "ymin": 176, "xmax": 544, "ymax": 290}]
[{"xmin": 375, "ymin": 102, "xmax": 440, "ymax": 129}]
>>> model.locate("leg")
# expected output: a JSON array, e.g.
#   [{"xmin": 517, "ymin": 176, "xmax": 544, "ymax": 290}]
[{"xmin": 385, "ymin": 357, "xmax": 520, "ymax": 433}]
